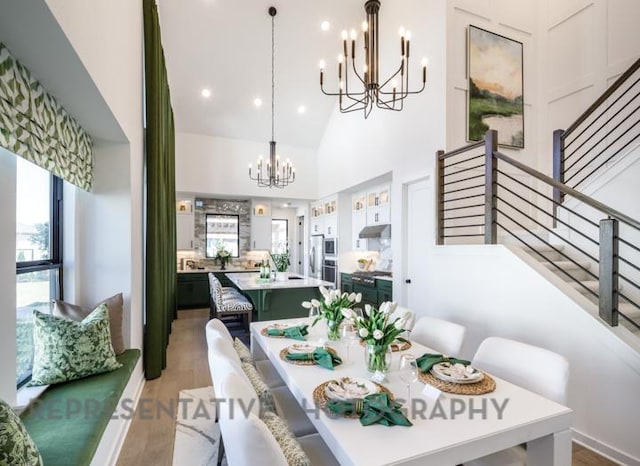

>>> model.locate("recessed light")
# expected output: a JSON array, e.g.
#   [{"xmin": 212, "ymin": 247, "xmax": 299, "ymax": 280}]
[
  {"xmin": 298, "ymin": 105, "xmax": 306, "ymax": 114},
  {"xmin": 254, "ymin": 98, "xmax": 263, "ymax": 107},
  {"xmin": 321, "ymin": 21, "xmax": 330, "ymax": 31},
  {"xmin": 201, "ymin": 88, "xmax": 212, "ymax": 98}
]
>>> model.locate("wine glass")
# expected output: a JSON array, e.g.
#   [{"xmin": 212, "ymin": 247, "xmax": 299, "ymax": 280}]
[
  {"xmin": 340, "ymin": 321, "xmax": 359, "ymax": 363},
  {"xmin": 398, "ymin": 354, "xmax": 418, "ymax": 404}
]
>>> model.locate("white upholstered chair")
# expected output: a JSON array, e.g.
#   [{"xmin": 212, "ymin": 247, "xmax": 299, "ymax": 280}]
[
  {"xmin": 411, "ymin": 315, "xmax": 467, "ymax": 356},
  {"xmin": 464, "ymin": 337, "xmax": 570, "ymax": 466},
  {"xmin": 390, "ymin": 306, "xmax": 416, "ymax": 332}
]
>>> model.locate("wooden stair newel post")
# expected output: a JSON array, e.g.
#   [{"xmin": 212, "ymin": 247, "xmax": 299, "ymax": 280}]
[
  {"xmin": 484, "ymin": 130, "xmax": 498, "ymax": 245},
  {"xmin": 599, "ymin": 218, "xmax": 619, "ymax": 326}
]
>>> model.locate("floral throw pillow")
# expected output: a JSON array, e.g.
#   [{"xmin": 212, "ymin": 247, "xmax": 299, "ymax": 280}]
[
  {"xmin": 0, "ymin": 399, "xmax": 42, "ymax": 465},
  {"xmin": 233, "ymin": 338, "xmax": 254, "ymax": 365},
  {"xmin": 29, "ymin": 304, "xmax": 122, "ymax": 386},
  {"xmin": 261, "ymin": 411, "xmax": 310, "ymax": 466}
]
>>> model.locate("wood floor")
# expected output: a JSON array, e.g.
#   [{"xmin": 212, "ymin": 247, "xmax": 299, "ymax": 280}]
[{"xmin": 116, "ymin": 308, "xmax": 619, "ymax": 466}]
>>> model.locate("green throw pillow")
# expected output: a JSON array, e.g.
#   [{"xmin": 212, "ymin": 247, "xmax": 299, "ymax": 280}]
[
  {"xmin": 29, "ymin": 304, "xmax": 122, "ymax": 386},
  {"xmin": 0, "ymin": 399, "xmax": 42, "ymax": 465}
]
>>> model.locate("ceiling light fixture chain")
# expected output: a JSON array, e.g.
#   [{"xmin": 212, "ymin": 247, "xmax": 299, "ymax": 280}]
[
  {"xmin": 319, "ymin": 0, "xmax": 428, "ymax": 118},
  {"xmin": 248, "ymin": 6, "xmax": 296, "ymax": 188}
]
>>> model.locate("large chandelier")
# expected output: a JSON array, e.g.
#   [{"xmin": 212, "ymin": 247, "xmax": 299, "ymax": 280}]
[
  {"xmin": 249, "ymin": 7, "xmax": 295, "ymax": 188},
  {"xmin": 319, "ymin": 0, "xmax": 427, "ymax": 118}
]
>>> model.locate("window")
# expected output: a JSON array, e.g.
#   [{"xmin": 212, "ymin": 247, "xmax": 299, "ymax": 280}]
[
  {"xmin": 16, "ymin": 157, "xmax": 63, "ymax": 387},
  {"xmin": 205, "ymin": 214, "xmax": 240, "ymax": 257},
  {"xmin": 272, "ymin": 219, "xmax": 288, "ymax": 253}
]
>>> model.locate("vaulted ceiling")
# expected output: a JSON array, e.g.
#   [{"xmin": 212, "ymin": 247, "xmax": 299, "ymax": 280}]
[{"xmin": 158, "ymin": 0, "xmax": 372, "ymax": 149}]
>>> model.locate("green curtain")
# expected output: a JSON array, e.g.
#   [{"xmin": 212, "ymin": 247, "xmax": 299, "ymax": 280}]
[{"xmin": 143, "ymin": 0, "xmax": 177, "ymax": 380}]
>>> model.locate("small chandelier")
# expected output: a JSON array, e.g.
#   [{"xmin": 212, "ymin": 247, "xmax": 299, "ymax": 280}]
[
  {"xmin": 319, "ymin": 0, "xmax": 428, "ymax": 118},
  {"xmin": 249, "ymin": 6, "xmax": 295, "ymax": 188}
]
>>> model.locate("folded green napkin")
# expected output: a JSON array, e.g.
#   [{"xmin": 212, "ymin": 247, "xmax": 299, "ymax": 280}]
[
  {"xmin": 266, "ymin": 325, "xmax": 308, "ymax": 341},
  {"xmin": 326, "ymin": 393, "xmax": 412, "ymax": 427},
  {"xmin": 416, "ymin": 353, "xmax": 471, "ymax": 373},
  {"xmin": 286, "ymin": 347, "xmax": 342, "ymax": 370}
]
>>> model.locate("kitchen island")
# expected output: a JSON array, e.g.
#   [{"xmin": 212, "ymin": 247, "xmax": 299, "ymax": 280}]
[{"xmin": 225, "ymin": 272, "xmax": 334, "ymax": 321}]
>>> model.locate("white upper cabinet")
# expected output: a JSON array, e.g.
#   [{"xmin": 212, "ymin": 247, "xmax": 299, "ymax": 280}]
[
  {"xmin": 310, "ymin": 201, "xmax": 324, "ymax": 236},
  {"xmin": 176, "ymin": 197, "xmax": 195, "ymax": 250},
  {"xmin": 251, "ymin": 200, "xmax": 272, "ymax": 250}
]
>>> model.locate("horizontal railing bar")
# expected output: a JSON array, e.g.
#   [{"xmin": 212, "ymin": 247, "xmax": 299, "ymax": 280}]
[
  {"xmin": 565, "ymin": 117, "xmax": 640, "ymax": 181},
  {"xmin": 443, "ymin": 173, "xmax": 484, "ymax": 187},
  {"xmin": 496, "ymin": 205, "xmax": 600, "ymax": 275},
  {"xmin": 443, "ymin": 183, "xmax": 485, "ymax": 196},
  {"xmin": 564, "ymin": 57, "xmax": 640, "ymax": 137},
  {"xmin": 443, "ymin": 193, "xmax": 485, "ymax": 203},
  {"xmin": 498, "ymin": 170, "xmax": 600, "ymax": 228},
  {"xmin": 619, "ymin": 274, "xmax": 640, "ymax": 292},
  {"xmin": 442, "ymin": 203, "xmax": 485, "ymax": 213},
  {"xmin": 619, "ymin": 256, "xmax": 640, "ymax": 273},
  {"xmin": 496, "ymin": 223, "xmax": 599, "ymax": 298},
  {"xmin": 443, "ymin": 234, "xmax": 485, "ymax": 238},
  {"xmin": 565, "ymin": 113, "xmax": 640, "ymax": 174},
  {"xmin": 443, "ymin": 224, "xmax": 485, "ymax": 230},
  {"xmin": 564, "ymin": 88, "xmax": 640, "ymax": 159},
  {"xmin": 619, "ymin": 237, "xmax": 640, "ymax": 254},
  {"xmin": 619, "ymin": 293, "xmax": 640, "ymax": 312},
  {"xmin": 496, "ymin": 180, "xmax": 600, "ymax": 247},
  {"xmin": 443, "ymin": 162, "xmax": 485, "ymax": 175},
  {"xmin": 617, "ymin": 311, "xmax": 640, "ymax": 330},
  {"xmin": 439, "ymin": 140, "xmax": 485, "ymax": 160},
  {"xmin": 494, "ymin": 150, "xmax": 640, "ymax": 230},
  {"xmin": 443, "ymin": 213, "xmax": 485, "ymax": 221},
  {"xmin": 570, "ymin": 129, "xmax": 640, "ymax": 188}
]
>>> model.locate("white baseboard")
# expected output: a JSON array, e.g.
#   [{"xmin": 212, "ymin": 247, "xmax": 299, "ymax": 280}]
[
  {"xmin": 91, "ymin": 358, "xmax": 145, "ymax": 466},
  {"xmin": 573, "ymin": 428, "xmax": 640, "ymax": 466}
]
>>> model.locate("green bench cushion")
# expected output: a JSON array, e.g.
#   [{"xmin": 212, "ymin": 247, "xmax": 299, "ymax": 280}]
[{"xmin": 21, "ymin": 349, "xmax": 141, "ymax": 466}]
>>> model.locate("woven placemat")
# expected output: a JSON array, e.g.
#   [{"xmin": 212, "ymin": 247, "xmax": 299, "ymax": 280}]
[
  {"xmin": 313, "ymin": 379, "xmax": 393, "ymax": 418},
  {"xmin": 417, "ymin": 371, "xmax": 496, "ymax": 395},
  {"xmin": 279, "ymin": 347, "xmax": 338, "ymax": 366},
  {"xmin": 358, "ymin": 340, "xmax": 412, "ymax": 352},
  {"xmin": 261, "ymin": 327, "xmax": 299, "ymax": 339}
]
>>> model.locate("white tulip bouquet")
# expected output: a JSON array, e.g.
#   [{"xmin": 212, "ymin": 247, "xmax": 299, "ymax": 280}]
[
  {"xmin": 345, "ymin": 302, "xmax": 410, "ymax": 372},
  {"xmin": 302, "ymin": 286, "xmax": 362, "ymax": 340}
]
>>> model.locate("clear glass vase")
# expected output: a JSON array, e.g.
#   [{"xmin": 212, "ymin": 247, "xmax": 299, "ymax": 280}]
[
  {"xmin": 364, "ymin": 343, "xmax": 392, "ymax": 373},
  {"xmin": 326, "ymin": 320, "xmax": 341, "ymax": 341}
]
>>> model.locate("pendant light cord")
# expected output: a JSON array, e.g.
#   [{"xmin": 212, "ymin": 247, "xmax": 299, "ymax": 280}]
[{"xmin": 271, "ymin": 12, "xmax": 275, "ymax": 142}]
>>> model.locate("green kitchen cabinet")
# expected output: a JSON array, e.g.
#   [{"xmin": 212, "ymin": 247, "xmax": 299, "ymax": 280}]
[
  {"xmin": 377, "ymin": 279, "xmax": 393, "ymax": 304},
  {"xmin": 177, "ymin": 273, "xmax": 210, "ymax": 309},
  {"xmin": 341, "ymin": 273, "xmax": 353, "ymax": 294}
]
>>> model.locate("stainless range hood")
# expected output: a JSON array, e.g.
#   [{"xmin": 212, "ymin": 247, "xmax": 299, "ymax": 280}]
[{"xmin": 359, "ymin": 224, "xmax": 391, "ymax": 239}]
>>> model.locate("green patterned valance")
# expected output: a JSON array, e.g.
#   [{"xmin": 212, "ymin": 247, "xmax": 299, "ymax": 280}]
[{"xmin": 0, "ymin": 43, "xmax": 93, "ymax": 191}]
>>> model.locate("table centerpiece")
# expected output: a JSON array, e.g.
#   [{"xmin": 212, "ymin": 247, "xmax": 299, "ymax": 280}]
[
  {"xmin": 302, "ymin": 286, "xmax": 362, "ymax": 341},
  {"xmin": 346, "ymin": 302, "xmax": 410, "ymax": 373}
]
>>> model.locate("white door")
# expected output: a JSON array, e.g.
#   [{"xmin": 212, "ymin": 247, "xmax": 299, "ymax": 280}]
[{"xmin": 405, "ymin": 178, "xmax": 431, "ymax": 312}]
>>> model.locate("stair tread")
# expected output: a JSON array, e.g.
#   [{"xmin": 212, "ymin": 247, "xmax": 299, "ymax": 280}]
[{"xmin": 541, "ymin": 260, "xmax": 592, "ymax": 269}]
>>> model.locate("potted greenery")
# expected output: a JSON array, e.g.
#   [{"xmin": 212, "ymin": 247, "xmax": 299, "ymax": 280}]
[
  {"xmin": 215, "ymin": 242, "xmax": 231, "ymax": 270},
  {"xmin": 269, "ymin": 248, "xmax": 290, "ymax": 280}
]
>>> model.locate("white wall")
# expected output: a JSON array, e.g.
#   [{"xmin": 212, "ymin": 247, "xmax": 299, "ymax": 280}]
[
  {"xmin": 422, "ymin": 244, "xmax": 640, "ymax": 464},
  {"xmin": 175, "ymin": 132, "xmax": 318, "ymax": 200},
  {"xmin": 44, "ymin": 0, "xmax": 145, "ymax": 350}
]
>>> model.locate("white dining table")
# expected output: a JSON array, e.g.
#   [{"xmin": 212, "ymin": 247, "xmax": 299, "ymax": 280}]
[{"xmin": 250, "ymin": 318, "xmax": 573, "ymax": 466}]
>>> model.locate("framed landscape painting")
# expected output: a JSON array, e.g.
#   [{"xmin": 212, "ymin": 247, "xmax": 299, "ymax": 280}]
[{"xmin": 467, "ymin": 25, "xmax": 524, "ymax": 148}]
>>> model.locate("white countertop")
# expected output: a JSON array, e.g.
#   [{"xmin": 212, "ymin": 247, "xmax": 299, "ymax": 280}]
[
  {"xmin": 178, "ymin": 267, "xmax": 259, "ymax": 274},
  {"xmin": 225, "ymin": 272, "xmax": 334, "ymax": 291},
  {"xmin": 340, "ymin": 270, "xmax": 393, "ymax": 281}
]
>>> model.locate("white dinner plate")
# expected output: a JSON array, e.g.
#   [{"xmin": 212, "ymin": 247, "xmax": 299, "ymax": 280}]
[
  {"xmin": 431, "ymin": 362, "xmax": 484, "ymax": 384},
  {"xmin": 287, "ymin": 343, "xmax": 316, "ymax": 354},
  {"xmin": 325, "ymin": 377, "xmax": 379, "ymax": 401}
]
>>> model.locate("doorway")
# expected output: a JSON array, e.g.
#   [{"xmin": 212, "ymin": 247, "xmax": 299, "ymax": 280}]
[
  {"xmin": 297, "ymin": 216, "xmax": 305, "ymax": 274},
  {"xmin": 404, "ymin": 178, "xmax": 431, "ymax": 311}
]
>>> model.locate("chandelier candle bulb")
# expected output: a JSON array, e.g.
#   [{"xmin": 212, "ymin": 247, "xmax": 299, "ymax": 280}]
[{"xmin": 350, "ymin": 29, "xmax": 357, "ymax": 40}]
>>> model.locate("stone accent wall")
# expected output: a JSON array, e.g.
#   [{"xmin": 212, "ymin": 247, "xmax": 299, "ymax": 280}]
[{"xmin": 193, "ymin": 198, "xmax": 251, "ymax": 267}]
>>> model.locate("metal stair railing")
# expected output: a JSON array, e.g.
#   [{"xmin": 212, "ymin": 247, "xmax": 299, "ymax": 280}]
[{"xmin": 437, "ymin": 129, "xmax": 640, "ymax": 331}]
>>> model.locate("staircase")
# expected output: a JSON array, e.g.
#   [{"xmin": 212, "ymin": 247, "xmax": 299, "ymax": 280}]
[{"xmin": 436, "ymin": 57, "xmax": 640, "ymax": 339}]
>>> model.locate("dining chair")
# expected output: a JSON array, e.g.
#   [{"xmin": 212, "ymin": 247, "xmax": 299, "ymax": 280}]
[
  {"xmin": 411, "ymin": 315, "xmax": 467, "ymax": 356},
  {"xmin": 464, "ymin": 336, "xmax": 570, "ymax": 466},
  {"xmin": 206, "ymin": 318, "xmax": 233, "ymax": 347}
]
